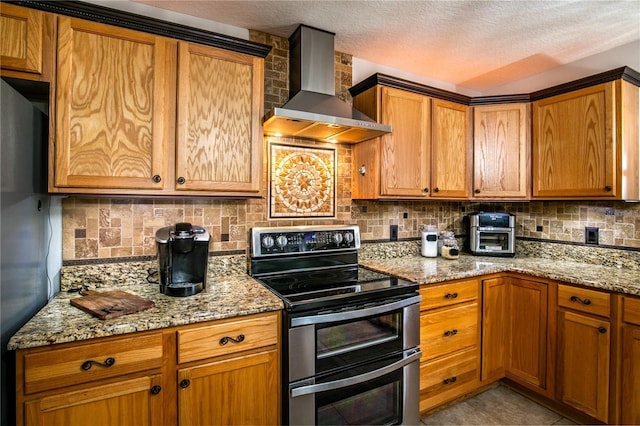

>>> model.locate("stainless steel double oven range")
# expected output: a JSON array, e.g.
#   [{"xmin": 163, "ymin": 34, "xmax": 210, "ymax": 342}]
[{"xmin": 249, "ymin": 225, "xmax": 421, "ymax": 425}]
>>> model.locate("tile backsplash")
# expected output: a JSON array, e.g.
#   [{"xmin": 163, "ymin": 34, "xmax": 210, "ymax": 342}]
[{"xmin": 60, "ymin": 30, "xmax": 640, "ymax": 261}]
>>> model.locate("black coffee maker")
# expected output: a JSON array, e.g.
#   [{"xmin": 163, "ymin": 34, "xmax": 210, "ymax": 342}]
[{"xmin": 156, "ymin": 223, "xmax": 210, "ymax": 297}]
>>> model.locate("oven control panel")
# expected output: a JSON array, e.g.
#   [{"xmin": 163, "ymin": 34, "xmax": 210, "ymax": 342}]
[{"xmin": 250, "ymin": 225, "xmax": 360, "ymax": 257}]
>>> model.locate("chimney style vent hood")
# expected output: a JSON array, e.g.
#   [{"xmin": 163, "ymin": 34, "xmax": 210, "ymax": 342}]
[{"xmin": 263, "ymin": 25, "xmax": 391, "ymax": 144}]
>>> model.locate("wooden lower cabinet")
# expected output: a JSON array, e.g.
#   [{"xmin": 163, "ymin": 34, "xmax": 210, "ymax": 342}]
[
  {"xmin": 621, "ymin": 296, "xmax": 640, "ymax": 424},
  {"xmin": 557, "ymin": 310, "xmax": 610, "ymax": 422},
  {"xmin": 178, "ymin": 349, "xmax": 279, "ymax": 425},
  {"xmin": 24, "ymin": 375, "xmax": 164, "ymax": 425},
  {"xmin": 418, "ymin": 279, "xmax": 481, "ymax": 414},
  {"xmin": 16, "ymin": 312, "xmax": 280, "ymax": 425}
]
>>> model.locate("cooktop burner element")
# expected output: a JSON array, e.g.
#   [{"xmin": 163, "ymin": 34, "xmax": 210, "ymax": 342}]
[{"xmin": 249, "ymin": 225, "xmax": 417, "ymax": 312}]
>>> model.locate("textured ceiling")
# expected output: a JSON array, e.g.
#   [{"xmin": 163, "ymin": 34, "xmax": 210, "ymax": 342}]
[{"xmin": 135, "ymin": 0, "xmax": 640, "ymax": 92}]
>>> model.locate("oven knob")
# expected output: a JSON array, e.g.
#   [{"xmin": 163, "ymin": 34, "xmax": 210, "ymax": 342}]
[
  {"xmin": 343, "ymin": 232, "xmax": 354, "ymax": 244},
  {"xmin": 276, "ymin": 235, "xmax": 288, "ymax": 248},
  {"xmin": 261, "ymin": 235, "xmax": 274, "ymax": 249},
  {"xmin": 333, "ymin": 233, "xmax": 343, "ymax": 244}
]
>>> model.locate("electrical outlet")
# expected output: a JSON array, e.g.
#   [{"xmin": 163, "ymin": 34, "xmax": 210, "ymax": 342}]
[
  {"xmin": 390, "ymin": 225, "xmax": 398, "ymax": 241},
  {"xmin": 585, "ymin": 227, "xmax": 599, "ymax": 245},
  {"xmin": 536, "ymin": 225, "xmax": 543, "ymax": 232},
  {"xmin": 403, "ymin": 212, "xmax": 408, "ymax": 219}
]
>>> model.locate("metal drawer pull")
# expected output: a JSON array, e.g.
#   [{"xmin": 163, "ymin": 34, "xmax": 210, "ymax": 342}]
[
  {"xmin": 180, "ymin": 379, "xmax": 190, "ymax": 389},
  {"xmin": 443, "ymin": 329, "xmax": 458, "ymax": 337},
  {"xmin": 219, "ymin": 334, "xmax": 245, "ymax": 346},
  {"xmin": 444, "ymin": 292, "xmax": 458, "ymax": 299},
  {"xmin": 81, "ymin": 357, "xmax": 115, "ymax": 370},
  {"xmin": 443, "ymin": 376, "xmax": 457, "ymax": 385},
  {"xmin": 570, "ymin": 295, "xmax": 591, "ymax": 305},
  {"xmin": 150, "ymin": 385, "xmax": 162, "ymax": 395},
  {"xmin": 598, "ymin": 327, "xmax": 607, "ymax": 334}
]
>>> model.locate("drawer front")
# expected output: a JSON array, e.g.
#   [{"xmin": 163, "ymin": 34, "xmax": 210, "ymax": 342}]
[
  {"xmin": 421, "ymin": 302, "xmax": 478, "ymax": 361},
  {"xmin": 419, "ymin": 347, "xmax": 480, "ymax": 412},
  {"xmin": 24, "ymin": 333, "xmax": 163, "ymax": 394},
  {"xmin": 624, "ymin": 296, "xmax": 640, "ymax": 326},
  {"xmin": 558, "ymin": 284, "xmax": 610, "ymax": 318},
  {"xmin": 178, "ymin": 312, "xmax": 278, "ymax": 364},
  {"xmin": 420, "ymin": 279, "xmax": 479, "ymax": 311}
]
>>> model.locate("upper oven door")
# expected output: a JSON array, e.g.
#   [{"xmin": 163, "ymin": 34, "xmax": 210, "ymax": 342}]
[{"xmin": 287, "ymin": 294, "xmax": 420, "ymax": 382}]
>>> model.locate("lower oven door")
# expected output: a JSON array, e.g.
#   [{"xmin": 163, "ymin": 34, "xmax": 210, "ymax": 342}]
[
  {"xmin": 288, "ymin": 294, "xmax": 421, "ymax": 382},
  {"xmin": 289, "ymin": 348, "xmax": 421, "ymax": 425}
]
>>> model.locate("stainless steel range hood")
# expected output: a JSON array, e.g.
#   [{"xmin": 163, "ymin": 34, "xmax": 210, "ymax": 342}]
[{"xmin": 263, "ymin": 25, "xmax": 391, "ymax": 144}]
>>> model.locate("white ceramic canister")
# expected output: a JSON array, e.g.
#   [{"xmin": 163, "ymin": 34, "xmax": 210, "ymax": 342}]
[{"xmin": 421, "ymin": 225, "xmax": 438, "ymax": 257}]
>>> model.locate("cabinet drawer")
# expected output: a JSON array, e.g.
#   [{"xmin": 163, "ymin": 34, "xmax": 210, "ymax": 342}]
[
  {"xmin": 178, "ymin": 313, "xmax": 278, "ymax": 364},
  {"xmin": 558, "ymin": 284, "xmax": 610, "ymax": 318},
  {"xmin": 419, "ymin": 347, "xmax": 479, "ymax": 412},
  {"xmin": 420, "ymin": 279, "xmax": 479, "ymax": 311},
  {"xmin": 624, "ymin": 296, "xmax": 640, "ymax": 326},
  {"xmin": 23, "ymin": 333, "xmax": 163, "ymax": 394},
  {"xmin": 420, "ymin": 302, "xmax": 478, "ymax": 361}
]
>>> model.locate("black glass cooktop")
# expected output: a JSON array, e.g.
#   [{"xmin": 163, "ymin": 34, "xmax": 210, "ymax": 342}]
[{"xmin": 256, "ymin": 266, "xmax": 418, "ymax": 312}]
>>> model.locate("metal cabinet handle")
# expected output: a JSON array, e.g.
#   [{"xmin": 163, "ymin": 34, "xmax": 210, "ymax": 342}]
[
  {"xmin": 444, "ymin": 292, "xmax": 458, "ymax": 299},
  {"xmin": 604, "ymin": 185, "xmax": 613, "ymax": 192},
  {"xmin": 598, "ymin": 326, "xmax": 607, "ymax": 334},
  {"xmin": 443, "ymin": 376, "xmax": 457, "ymax": 385},
  {"xmin": 358, "ymin": 165, "xmax": 366, "ymax": 176},
  {"xmin": 433, "ymin": 187, "xmax": 440, "ymax": 193},
  {"xmin": 177, "ymin": 176, "xmax": 186, "ymax": 185},
  {"xmin": 152, "ymin": 175, "xmax": 161, "ymax": 183},
  {"xmin": 423, "ymin": 188, "xmax": 429, "ymax": 193},
  {"xmin": 443, "ymin": 329, "xmax": 458, "ymax": 337},
  {"xmin": 180, "ymin": 379, "xmax": 190, "ymax": 389},
  {"xmin": 474, "ymin": 189, "xmax": 481, "ymax": 194},
  {"xmin": 570, "ymin": 295, "xmax": 591, "ymax": 305},
  {"xmin": 219, "ymin": 334, "xmax": 245, "ymax": 346},
  {"xmin": 81, "ymin": 357, "xmax": 115, "ymax": 370},
  {"xmin": 150, "ymin": 385, "xmax": 162, "ymax": 395}
]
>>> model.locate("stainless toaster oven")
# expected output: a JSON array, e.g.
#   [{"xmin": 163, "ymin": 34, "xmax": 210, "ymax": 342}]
[{"xmin": 468, "ymin": 212, "xmax": 515, "ymax": 257}]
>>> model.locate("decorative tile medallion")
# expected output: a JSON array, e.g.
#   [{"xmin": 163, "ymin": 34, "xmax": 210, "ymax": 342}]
[{"xmin": 270, "ymin": 142, "xmax": 336, "ymax": 218}]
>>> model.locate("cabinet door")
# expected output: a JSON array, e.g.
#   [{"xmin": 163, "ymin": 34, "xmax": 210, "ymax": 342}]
[
  {"xmin": 472, "ymin": 103, "xmax": 530, "ymax": 199},
  {"xmin": 532, "ymin": 83, "xmax": 615, "ymax": 198},
  {"xmin": 557, "ymin": 310, "xmax": 610, "ymax": 422},
  {"xmin": 621, "ymin": 325, "xmax": 640, "ymax": 424},
  {"xmin": 481, "ymin": 277, "xmax": 508, "ymax": 382},
  {"xmin": 431, "ymin": 98, "xmax": 470, "ymax": 198},
  {"xmin": 506, "ymin": 278, "xmax": 548, "ymax": 390},
  {"xmin": 178, "ymin": 349, "xmax": 279, "ymax": 425},
  {"xmin": 0, "ymin": 4, "xmax": 44, "ymax": 75},
  {"xmin": 54, "ymin": 17, "xmax": 174, "ymax": 191},
  {"xmin": 176, "ymin": 42, "xmax": 263, "ymax": 195},
  {"xmin": 379, "ymin": 87, "xmax": 430, "ymax": 197},
  {"xmin": 24, "ymin": 375, "xmax": 163, "ymax": 425}
]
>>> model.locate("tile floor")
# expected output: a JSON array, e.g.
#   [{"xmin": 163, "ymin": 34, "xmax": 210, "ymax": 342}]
[{"xmin": 421, "ymin": 384, "xmax": 577, "ymax": 425}]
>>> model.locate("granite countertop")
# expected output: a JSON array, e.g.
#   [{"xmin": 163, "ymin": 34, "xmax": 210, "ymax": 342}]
[
  {"xmin": 8, "ymin": 264, "xmax": 284, "ymax": 351},
  {"xmin": 360, "ymin": 253, "xmax": 640, "ymax": 296}
]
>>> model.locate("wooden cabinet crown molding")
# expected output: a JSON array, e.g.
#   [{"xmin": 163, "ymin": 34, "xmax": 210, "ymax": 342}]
[{"xmin": 11, "ymin": 0, "xmax": 272, "ymax": 58}]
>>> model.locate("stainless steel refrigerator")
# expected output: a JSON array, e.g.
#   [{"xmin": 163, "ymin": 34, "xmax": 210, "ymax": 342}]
[{"xmin": 1, "ymin": 78, "xmax": 51, "ymax": 425}]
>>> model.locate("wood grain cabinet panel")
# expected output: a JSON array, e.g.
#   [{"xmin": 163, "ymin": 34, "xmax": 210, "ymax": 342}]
[
  {"xmin": 532, "ymin": 80, "xmax": 640, "ymax": 200},
  {"xmin": 557, "ymin": 310, "xmax": 610, "ymax": 422},
  {"xmin": 621, "ymin": 324, "xmax": 640, "ymax": 424},
  {"xmin": 419, "ymin": 279, "xmax": 478, "ymax": 311},
  {"xmin": 472, "ymin": 103, "xmax": 530, "ymax": 199},
  {"xmin": 430, "ymin": 98, "xmax": 470, "ymax": 199},
  {"xmin": 53, "ymin": 17, "xmax": 174, "ymax": 192},
  {"xmin": 481, "ymin": 277, "xmax": 508, "ymax": 382},
  {"xmin": 557, "ymin": 284, "xmax": 611, "ymax": 318},
  {"xmin": 24, "ymin": 374, "xmax": 164, "ymax": 426},
  {"xmin": 0, "ymin": 3, "xmax": 48, "ymax": 77},
  {"xmin": 176, "ymin": 42, "xmax": 263, "ymax": 194}
]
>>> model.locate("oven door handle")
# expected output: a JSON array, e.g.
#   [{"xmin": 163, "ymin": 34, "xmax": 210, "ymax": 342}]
[
  {"xmin": 290, "ymin": 294, "xmax": 421, "ymax": 327},
  {"xmin": 290, "ymin": 349, "xmax": 421, "ymax": 398}
]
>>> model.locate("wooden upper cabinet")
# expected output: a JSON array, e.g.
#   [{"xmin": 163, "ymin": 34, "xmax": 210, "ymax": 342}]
[
  {"xmin": 431, "ymin": 98, "xmax": 470, "ymax": 198},
  {"xmin": 472, "ymin": 103, "xmax": 530, "ymax": 199},
  {"xmin": 176, "ymin": 42, "xmax": 263, "ymax": 194},
  {"xmin": 53, "ymin": 17, "xmax": 174, "ymax": 192},
  {"xmin": 352, "ymin": 86, "xmax": 430, "ymax": 199},
  {"xmin": 0, "ymin": 3, "xmax": 54, "ymax": 80},
  {"xmin": 532, "ymin": 80, "xmax": 640, "ymax": 200}
]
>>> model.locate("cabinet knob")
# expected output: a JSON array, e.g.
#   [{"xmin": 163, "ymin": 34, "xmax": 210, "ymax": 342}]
[
  {"xmin": 433, "ymin": 187, "xmax": 440, "ymax": 193},
  {"xmin": 81, "ymin": 357, "xmax": 115, "ymax": 371},
  {"xmin": 474, "ymin": 189, "xmax": 480, "ymax": 194},
  {"xmin": 598, "ymin": 326, "xmax": 607, "ymax": 334},
  {"xmin": 152, "ymin": 175, "xmax": 161, "ymax": 183},
  {"xmin": 358, "ymin": 165, "xmax": 366, "ymax": 176},
  {"xmin": 150, "ymin": 385, "xmax": 162, "ymax": 395},
  {"xmin": 180, "ymin": 379, "xmax": 191, "ymax": 389},
  {"xmin": 423, "ymin": 188, "xmax": 429, "ymax": 193},
  {"xmin": 177, "ymin": 177, "xmax": 186, "ymax": 185},
  {"xmin": 604, "ymin": 185, "xmax": 612, "ymax": 192}
]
